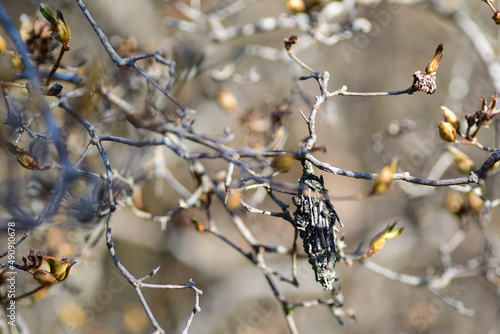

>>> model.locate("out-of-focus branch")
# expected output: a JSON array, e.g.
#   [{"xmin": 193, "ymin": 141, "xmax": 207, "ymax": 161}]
[
  {"xmin": 104, "ymin": 210, "xmax": 202, "ymax": 334},
  {"xmin": 75, "ymin": 0, "xmax": 190, "ymax": 118}
]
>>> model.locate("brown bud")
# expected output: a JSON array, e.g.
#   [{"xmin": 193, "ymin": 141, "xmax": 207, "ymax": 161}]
[
  {"xmin": 284, "ymin": 35, "xmax": 298, "ymax": 51},
  {"xmin": 493, "ymin": 11, "xmax": 500, "ymax": 25},
  {"xmin": 438, "ymin": 121, "xmax": 456, "ymax": 142}
]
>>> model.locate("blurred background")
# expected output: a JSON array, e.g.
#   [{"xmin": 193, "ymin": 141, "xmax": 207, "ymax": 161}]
[{"xmin": 1, "ymin": 0, "xmax": 500, "ymax": 333}]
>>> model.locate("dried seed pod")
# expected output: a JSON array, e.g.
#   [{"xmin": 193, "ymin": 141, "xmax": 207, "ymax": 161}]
[{"xmin": 292, "ymin": 160, "xmax": 342, "ymax": 290}]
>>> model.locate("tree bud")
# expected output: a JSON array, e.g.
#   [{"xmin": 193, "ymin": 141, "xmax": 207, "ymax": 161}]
[{"xmin": 438, "ymin": 121, "xmax": 456, "ymax": 142}]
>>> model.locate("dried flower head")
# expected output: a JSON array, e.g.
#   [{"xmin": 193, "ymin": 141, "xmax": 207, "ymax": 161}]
[
  {"xmin": 19, "ymin": 14, "xmax": 56, "ymax": 62},
  {"xmin": 465, "ymin": 93, "xmax": 500, "ymax": 139},
  {"xmin": 284, "ymin": 35, "xmax": 298, "ymax": 51}
]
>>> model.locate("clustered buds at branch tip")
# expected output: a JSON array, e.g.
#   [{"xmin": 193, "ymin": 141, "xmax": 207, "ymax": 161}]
[
  {"xmin": 464, "ymin": 93, "xmax": 499, "ymax": 140},
  {"xmin": 19, "ymin": 250, "xmax": 76, "ymax": 287},
  {"xmin": 40, "ymin": 3, "xmax": 70, "ymax": 46},
  {"xmin": 31, "ymin": 255, "xmax": 76, "ymax": 286},
  {"xmin": 445, "ymin": 190, "xmax": 485, "ymax": 218}
]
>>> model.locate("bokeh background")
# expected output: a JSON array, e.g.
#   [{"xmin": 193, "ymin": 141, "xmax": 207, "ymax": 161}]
[{"xmin": 1, "ymin": 0, "xmax": 500, "ymax": 333}]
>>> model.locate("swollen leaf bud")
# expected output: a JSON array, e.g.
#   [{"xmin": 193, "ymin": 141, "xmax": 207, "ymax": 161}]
[
  {"xmin": 226, "ymin": 190, "xmax": 242, "ymax": 210},
  {"xmin": 5, "ymin": 142, "xmax": 43, "ymax": 170},
  {"xmin": 372, "ymin": 159, "xmax": 398, "ymax": 195},
  {"xmin": 441, "ymin": 106, "xmax": 459, "ymax": 131},
  {"xmin": 438, "ymin": 121, "xmax": 456, "ymax": 142},
  {"xmin": 54, "ymin": 10, "xmax": 71, "ymax": 45},
  {"xmin": 33, "ymin": 269, "xmax": 58, "ymax": 286},
  {"xmin": 217, "ymin": 90, "xmax": 238, "ymax": 113},
  {"xmin": 54, "ymin": 259, "xmax": 75, "ymax": 282},
  {"xmin": 468, "ymin": 192, "xmax": 484, "ymax": 214},
  {"xmin": 447, "ymin": 147, "xmax": 474, "ymax": 174},
  {"xmin": 445, "ymin": 191, "xmax": 464, "ymax": 215},
  {"xmin": 43, "ymin": 255, "xmax": 76, "ymax": 282},
  {"xmin": 368, "ymin": 220, "xmax": 405, "ymax": 256},
  {"xmin": 40, "ymin": 3, "xmax": 56, "ymax": 24},
  {"xmin": 40, "ymin": 3, "xmax": 71, "ymax": 45}
]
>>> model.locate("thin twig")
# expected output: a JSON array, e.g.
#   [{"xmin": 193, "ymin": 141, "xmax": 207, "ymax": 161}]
[{"xmin": 75, "ymin": 0, "xmax": 191, "ymax": 117}]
